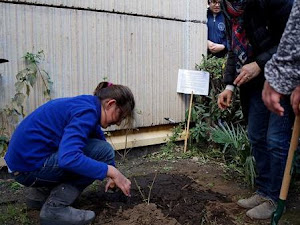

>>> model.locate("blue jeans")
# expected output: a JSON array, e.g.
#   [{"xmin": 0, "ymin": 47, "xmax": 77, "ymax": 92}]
[
  {"xmin": 247, "ymin": 90, "xmax": 294, "ymax": 202},
  {"xmin": 13, "ymin": 139, "xmax": 115, "ymax": 191}
]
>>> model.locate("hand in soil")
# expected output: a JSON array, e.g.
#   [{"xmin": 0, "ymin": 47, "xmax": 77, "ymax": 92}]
[
  {"xmin": 105, "ymin": 178, "xmax": 116, "ymax": 192},
  {"xmin": 107, "ymin": 165, "xmax": 131, "ymax": 197},
  {"xmin": 103, "ymin": 188, "xmax": 130, "ymax": 203}
]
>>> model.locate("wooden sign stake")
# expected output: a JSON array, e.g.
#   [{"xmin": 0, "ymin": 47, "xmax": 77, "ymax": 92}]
[{"xmin": 184, "ymin": 91, "xmax": 193, "ymax": 153}]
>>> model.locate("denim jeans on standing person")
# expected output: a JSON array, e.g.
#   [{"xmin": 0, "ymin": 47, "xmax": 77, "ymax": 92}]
[
  {"xmin": 13, "ymin": 139, "xmax": 115, "ymax": 191},
  {"xmin": 247, "ymin": 89, "xmax": 294, "ymax": 202}
]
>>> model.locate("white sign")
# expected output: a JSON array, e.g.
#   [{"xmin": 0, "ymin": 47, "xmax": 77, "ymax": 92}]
[{"xmin": 177, "ymin": 69, "xmax": 210, "ymax": 96}]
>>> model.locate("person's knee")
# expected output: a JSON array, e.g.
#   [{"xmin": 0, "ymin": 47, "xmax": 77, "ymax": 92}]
[
  {"xmin": 101, "ymin": 141, "xmax": 115, "ymax": 161},
  {"xmin": 84, "ymin": 139, "xmax": 115, "ymax": 163},
  {"xmin": 267, "ymin": 136, "xmax": 289, "ymax": 155},
  {"xmin": 248, "ymin": 129, "xmax": 266, "ymax": 148}
]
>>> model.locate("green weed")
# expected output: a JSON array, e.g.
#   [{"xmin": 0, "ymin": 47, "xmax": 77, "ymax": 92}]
[
  {"xmin": 0, "ymin": 204, "xmax": 30, "ymax": 225},
  {"xmin": 10, "ymin": 182, "xmax": 23, "ymax": 191}
]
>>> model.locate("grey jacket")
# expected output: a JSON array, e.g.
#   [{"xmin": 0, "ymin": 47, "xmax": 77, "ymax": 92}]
[{"xmin": 264, "ymin": 0, "xmax": 300, "ymax": 95}]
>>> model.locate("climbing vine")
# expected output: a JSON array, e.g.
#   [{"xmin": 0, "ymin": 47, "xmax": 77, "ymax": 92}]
[{"xmin": 0, "ymin": 50, "xmax": 52, "ymax": 156}]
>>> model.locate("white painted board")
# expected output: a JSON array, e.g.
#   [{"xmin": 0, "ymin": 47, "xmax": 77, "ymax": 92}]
[{"xmin": 177, "ymin": 69, "xmax": 210, "ymax": 96}]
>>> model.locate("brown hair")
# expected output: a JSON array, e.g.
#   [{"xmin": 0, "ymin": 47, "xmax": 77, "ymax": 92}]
[{"xmin": 94, "ymin": 82, "xmax": 135, "ymax": 125}]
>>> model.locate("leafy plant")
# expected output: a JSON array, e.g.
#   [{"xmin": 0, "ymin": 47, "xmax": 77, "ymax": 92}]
[
  {"xmin": 0, "ymin": 50, "xmax": 52, "ymax": 155},
  {"xmin": 159, "ymin": 123, "xmax": 185, "ymax": 158},
  {"xmin": 244, "ymin": 155, "xmax": 256, "ymax": 188},
  {"xmin": 210, "ymin": 122, "xmax": 256, "ymax": 187},
  {"xmin": 211, "ymin": 122, "xmax": 248, "ymax": 155},
  {"xmin": 187, "ymin": 55, "xmax": 243, "ymax": 148},
  {"xmin": 161, "ymin": 55, "xmax": 255, "ymax": 187}
]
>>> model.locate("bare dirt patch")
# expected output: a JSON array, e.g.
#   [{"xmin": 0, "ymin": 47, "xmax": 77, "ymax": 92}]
[{"xmin": 0, "ymin": 148, "xmax": 299, "ymax": 225}]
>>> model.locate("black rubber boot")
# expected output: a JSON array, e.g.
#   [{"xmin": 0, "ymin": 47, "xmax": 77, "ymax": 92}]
[
  {"xmin": 25, "ymin": 187, "xmax": 51, "ymax": 210},
  {"xmin": 40, "ymin": 184, "xmax": 95, "ymax": 225}
]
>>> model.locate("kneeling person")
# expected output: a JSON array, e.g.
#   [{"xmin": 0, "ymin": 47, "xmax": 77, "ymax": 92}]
[{"xmin": 4, "ymin": 81, "xmax": 135, "ymax": 225}]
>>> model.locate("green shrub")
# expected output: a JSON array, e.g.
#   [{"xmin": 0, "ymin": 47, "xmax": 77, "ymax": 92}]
[
  {"xmin": 189, "ymin": 55, "xmax": 243, "ymax": 145},
  {"xmin": 166, "ymin": 55, "xmax": 255, "ymax": 187}
]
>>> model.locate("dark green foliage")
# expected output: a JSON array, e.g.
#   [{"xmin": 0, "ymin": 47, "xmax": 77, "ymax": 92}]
[
  {"xmin": 210, "ymin": 122, "xmax": 256, "ymax": 187},
  {"xmin": 188, "ymin": 55, "xmax": 243, "ymax": 145},
  {"xmin": 188, "ymin": 55, "xmax": 255, "ymax": 186},
  {"xmin": 162, "ymin": 55, "xmax": 255, "ymax": 187}
]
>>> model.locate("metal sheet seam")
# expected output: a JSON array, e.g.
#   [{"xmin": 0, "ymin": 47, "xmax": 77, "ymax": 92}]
[
  {"xmin": 0, "ymin": 0, "xmax": 207, "ymax": 24},
  {"xmin": 185, "ymin": 0, "xmax": 191, "ymax": 68}
]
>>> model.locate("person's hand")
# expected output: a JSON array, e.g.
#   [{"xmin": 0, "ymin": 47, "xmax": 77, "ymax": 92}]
[
  {"xmin": 233, "ymin": 62, "xmax": 261, "ymax": 86},
  {"xmin": 218, "ymin": 89, "xmax": 233, "ymax": 110},
  {"xmin": 290, "ymin": 85, "xmax": 300, "ymax": 115},
  {"xmin": 207, "ymin": 41, "xmax": 225, "ymax": 54},
  {"xmin": 105, "ymin": 177, "xmax": 116, "ymax": 192},
  {"xmin": 262, "ymin": 81, "xmax": 284, "ymax": 116},
  {"xmin": 207, "ymin": 40, "xmax": 214, "ymax": 49},
  {"xmin": 107, "ymin": 165, "xmax": 131, "ymax": 196}
]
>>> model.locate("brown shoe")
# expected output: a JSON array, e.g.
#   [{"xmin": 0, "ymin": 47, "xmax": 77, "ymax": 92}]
[
  {"xmin": 246, "ymin": 200, "xmax": 277, "ymax": 220},
  {"xmin": 237, "ymin": 194, "xmax": 266, "ymax": 209}
]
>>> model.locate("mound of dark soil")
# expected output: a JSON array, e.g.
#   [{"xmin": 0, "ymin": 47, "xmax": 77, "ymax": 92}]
[{"xmin": 78, "ymin": 173, "xmax": 233, "ymax": 225}]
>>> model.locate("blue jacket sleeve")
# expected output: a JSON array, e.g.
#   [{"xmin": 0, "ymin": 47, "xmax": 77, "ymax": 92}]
[{"xmin": 58, "ymin": 108, "xmax": 109, "ymax": 180}]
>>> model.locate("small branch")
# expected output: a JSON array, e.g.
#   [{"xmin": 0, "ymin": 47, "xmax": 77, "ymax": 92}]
[
  {"xmin": 134, "ymin": 178, "xmax": 147, "ymax": 203},
  {"xmin": 147, "ymin": 172, "xmax": 158, "ymax": 205},
  {"xmin": 181, "ymin": 182, "xmax": 192, "ymax": 190}
]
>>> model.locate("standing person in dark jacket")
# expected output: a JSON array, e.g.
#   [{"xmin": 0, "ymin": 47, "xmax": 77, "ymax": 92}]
[
  {"xmin": 4, "ymin": 81, "xmax": 135, "ymax": 225},
  {"xmin": 262, "ymin": 0, "xmax": 300, "ymax": 116},
  {"xmin": 207, "ymin": 0, "xmax": 228, "ymax": 58},
  {"xmin": 217, "ymin": 0, "xmax": 294, "ymax": 220}
]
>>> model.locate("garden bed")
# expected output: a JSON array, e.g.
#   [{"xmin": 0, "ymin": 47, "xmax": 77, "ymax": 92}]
[{"xmin": 0, "ymin": 147, "xmax": 299, "ymax": 225}]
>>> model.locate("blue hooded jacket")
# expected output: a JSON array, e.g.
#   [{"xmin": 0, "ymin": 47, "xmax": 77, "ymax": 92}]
[
  {"xmin": 5, "ymin": 95, "xmax": 113, "ymax": 181},
  {"xmin": 207, "ymin": 9, "xmax": 228, "ymax": 57}
]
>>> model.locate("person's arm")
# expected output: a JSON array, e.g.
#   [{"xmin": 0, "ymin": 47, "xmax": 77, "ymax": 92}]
[
  {"xmin": 223, "ymin": 50, "xmax": 236, "ymax": 85},
  {"xmin": 233, "ymin": 62, "xmax": 261, "ymax": 86},
  {"xmin": 255, "ymin": 46, "xmax": 278, "ymax": 71},
  {"xmin": 262, "ymin": 81, "xmax": 284, "ymax": 116},
  {"xmin": 58, "ymin": 109, "xmax": 110, "ymax": 180},
  {"xmin": 220, "ymin": 35, "xmax": 228, "ymax": 52},
  {"xmin": 235, "ymin": 0, "xmax": 294, "ymax": 87},
  {"xmin": 262, "ymin": 0, "xmax": 300, "ymax": 115},
  {"xmin": 106, "ymin": 166, "xmax": 131, "ymax": 196},
  {"xmin": 208, "ymin": 40, "xmax": 225, "ymax": 54},
  {"xmin": 252, "ymin": 0, "xmax": 294, "ymax": 75},
  {"xmin": 264, "ymin": 0, "xmax": 300, "ymax": 95},
  {"xmin": 218, "ymin": 50, "xmax": 236, "ymax": 109}
]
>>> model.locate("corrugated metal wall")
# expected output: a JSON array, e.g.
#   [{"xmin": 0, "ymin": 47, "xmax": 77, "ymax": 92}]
[{"xmin": 0, "ymin": 0, "xmax": 207, "ymax": 130}]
